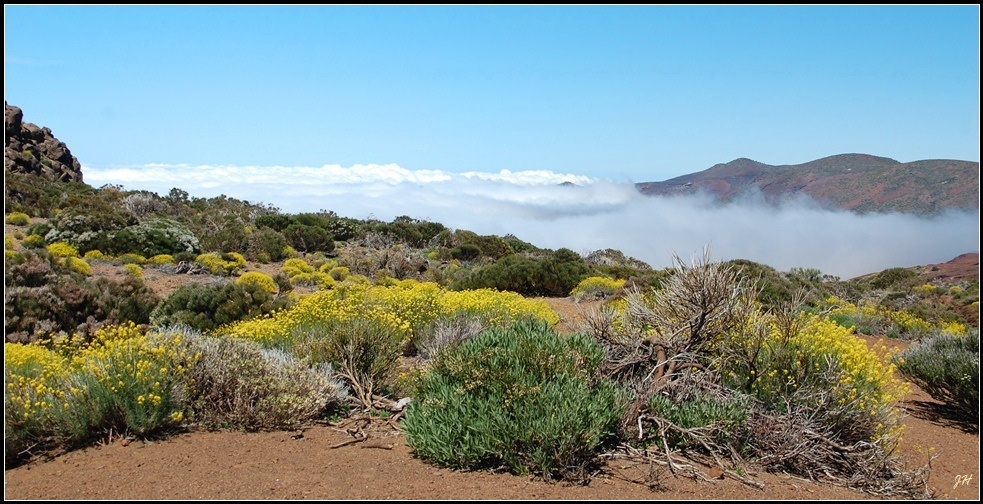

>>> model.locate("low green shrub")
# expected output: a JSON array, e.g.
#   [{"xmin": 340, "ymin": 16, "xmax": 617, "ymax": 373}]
[
  {"xmin": 292, "ymin": 317, "xmax": 404, "ymax": 407},
  {"xmin": 283, "ymin": 223, "xmax": 334, "ymax": 253},
  {"xmin": 23, "ymin": 234, "xmax": 45, "ymax": 249},
  {"xmin": 149, "ymin": 282, "xmax": 287, "ymax": 333},
  {"xmin": 895, "ymin": 332, "xmax": 979, "ymax": 422},
  {"xmin": 245, "ymin": 227, "xmax": 290, "ymax": 263},
  {"xmin": 404, "ymin": 320, "xmax": 625, "ymax": 481}
]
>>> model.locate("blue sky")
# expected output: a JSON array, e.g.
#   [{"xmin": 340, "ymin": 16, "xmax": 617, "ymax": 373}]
[{"xmin": 4, "ymin": 5, "xmax": 979, "ymax": 182}]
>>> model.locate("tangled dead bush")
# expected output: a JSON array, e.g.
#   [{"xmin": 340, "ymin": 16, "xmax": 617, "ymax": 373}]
[{"xmin": 584, "ymin": 248, "xmax": 928, "ymax": 497}]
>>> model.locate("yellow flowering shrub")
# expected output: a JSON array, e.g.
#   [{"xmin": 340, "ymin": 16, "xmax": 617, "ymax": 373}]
[
  {"xmin": 6, "ymin": 212, "xmax": 30, "ymax": 225},
  {"xmin": 723, "ymin": 314, "xmax": 908, "ymax": 442},
  {"xmin": 5, "ymin": 324, "xmax": 194, "ymax": 461},
  {"xmin": 46, "ymin": 241, "xmax": 78, "ymax": 258},
  {"xmin": 64, "ymin": 323, "xmax": 193, "ymax": 436},
  {"xmin": 282, "ymin": 258, "xmax": 313, "ymax": 277},
  {"xmin": 913, "ymin": 283, "xmax": 939, "ymax": 295},
  {"xmin": 570, "ymin": 276, "xmax": 626, "ymax": 300},
  {"xmin": 147, "ymin": 254, "xmax": 176, "ymax": 266},
  {"xmin": 824, "ymin": 296, "xmax": 934, "ymax": 338},
  {"xmin": 118, "ymin": 253, "xmax": 147, "ymax": 265},
  {"xmin": 316, "ymin": 258, "xmax": 339, "ymax": 272},
  {"xmin": 83, "ymin": 249, "xmax": 107, "ymax": 261},
  {"xmin": 220, "ymin": 281, "xmax": 559, "ymax": 350},
  {"xmin": 124, "ymin": 263, "xmax": 144, "ymax": 279},
  {"xmin": 195, "ymin": 252, "xmax": 245, "ymax": 275},
  {"xmin": 941, "ymin": 321, "xmax": 968, "ymax": 336},
  {"xmin": 5, "ymin": 343, "xmax": 70, "ymax": 436},
  {"xmin": 66, "ymin": 256, "xmax": 92, "ymax": 276},
  {"xmin": 236, "ymin": 271, "xmax": 278, "ymax": 293}
]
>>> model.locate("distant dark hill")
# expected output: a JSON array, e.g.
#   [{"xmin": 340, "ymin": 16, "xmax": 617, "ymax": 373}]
[{"xmin": 636, "ymin": 154, "xmax": 979, "ymax": 214}]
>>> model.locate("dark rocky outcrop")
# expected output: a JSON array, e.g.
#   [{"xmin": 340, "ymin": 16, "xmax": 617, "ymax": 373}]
[{"xmin": 5, "ymin": 102, "xmax": 83, "ymax": 183}]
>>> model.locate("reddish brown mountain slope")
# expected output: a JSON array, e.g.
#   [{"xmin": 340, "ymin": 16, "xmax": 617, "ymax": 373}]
[{"xmin": 637, "ymin": 154, "xmax": 979, "ymax": 214}]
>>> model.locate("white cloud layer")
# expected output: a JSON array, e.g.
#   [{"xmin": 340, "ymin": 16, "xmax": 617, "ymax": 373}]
[{"xmin": 84, "ymin": 163, "xmax": 980, "ymax": 278}]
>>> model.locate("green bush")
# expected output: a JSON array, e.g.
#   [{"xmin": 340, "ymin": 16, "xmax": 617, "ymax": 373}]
[
  {"xmin": 22, "ymin": 234, "xmax": 45, "ymax": 249},
  {"xmin": 107, "ymin": 217, "xmax": 200, "ymax": 257},
  {"xmin": 450, "ymin": 244, "xmax": 481, "ymax": 261},
  {"xmin": 6, "ymin": 212, "xmax": 30, "ymax": 226},
  {"xmin": 255, "ymin": 214, "xmax": 293, "ymax": 232},
  {"xmin": 175, "ymin": 331, "xmax": 346, "ymax": 430},
  {"xmin": 283, "ymin": 223, "xmax": 334, "ymax": 253},
  {"xmin": 291, "ymin": 317, "xmax": 404, "ymax": 407},
  {"xmin": 460, "ymin": 248, "xmax": 590, "ymax": 297},
  {"xmin": 895, "ymin": 332, "xmax": 979, "ymax": 422},
  {"xmin": 245, "ymin": 227, "xmax": 290, "ymax": 263},
  {"xmin": 404, "ymin": 320, "xmax": 625, "ymax": 481},
  {"xmin": 870, "ymin": 267, "xmax": 919, "ymax": 291},
  {"xmin": 149, "ymin": 282, "xmax": 287, "ymax": 333},
  {"xmin": 647, "ymin": 393, "xmax": 749, "ymax": 449}
]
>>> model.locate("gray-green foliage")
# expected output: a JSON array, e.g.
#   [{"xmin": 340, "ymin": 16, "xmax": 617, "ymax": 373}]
[
  {"xmin": 291, "ymin": 317, "xmax": 404, "ymax": 408},
  {"xmin": 895, "ymin": 331, "xmax": 979, "ymax": 422},
  {"xmin": 404, "ymin": 320, "xmax": 625, "ymax": 481},
  {"xmin": 177, "ymin": 330, "xmax": 347, "ymax": 430}
]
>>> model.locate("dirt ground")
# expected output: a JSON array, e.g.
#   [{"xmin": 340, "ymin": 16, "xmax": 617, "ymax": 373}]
[
  {"xmin": 2, "ymin": 379, "xmax": 978, "ymax": 500},
  {"xmin": 4, "ymin": 301, "xmax": 979, "ymax": 501}
]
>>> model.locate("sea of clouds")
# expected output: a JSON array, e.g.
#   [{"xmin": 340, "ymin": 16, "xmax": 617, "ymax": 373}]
[{"xmin": 84, "ymin": 163, "xmax": 979, "ymax": 279}]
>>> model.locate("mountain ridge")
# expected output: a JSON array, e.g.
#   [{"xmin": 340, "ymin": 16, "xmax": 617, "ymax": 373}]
[{"xmin": 636, "ymin": 153, "xmax": 979, "ymax": 214}]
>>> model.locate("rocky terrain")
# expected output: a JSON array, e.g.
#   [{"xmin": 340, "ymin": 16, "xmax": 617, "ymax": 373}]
[{"xmin": 5, "ymin": 102, "xmax": 83, "ymax": 183}]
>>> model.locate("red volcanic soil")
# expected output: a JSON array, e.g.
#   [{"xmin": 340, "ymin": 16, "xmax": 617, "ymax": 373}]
[
  {"xmin": 916, "ymin": 253, "xmax": 980, "ymax": 282},
  {"xmin": 4, "ymin": 301, "xmax": 980, "ymax": 501}
]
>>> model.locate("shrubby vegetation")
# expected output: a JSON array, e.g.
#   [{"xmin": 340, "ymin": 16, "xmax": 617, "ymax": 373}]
[
  {"xmin": 570, "ymin": 276, "xmax": 626, "ymax": 301},
  {"xmin": 176, "ymin": 330, "xmax": 347, "ymax": 430},
  {"xmin": 581, "ymin": 251, "xmax": 918, "ymax": 494},
  {"xmin": 5, "ymin": 324, "xmax": 190, "ymax": 463},
  {"xmin": 404, "ymin": 320, "xmax": 625, "ymax": 481},
  {"xmin": 458, "ymin": 248, "xmax": 591, "ymax": 297},
  {"xmin": 895, "ymin": 331, "xmax": 979, "ymax": 423},
  {"xmin": 5, "ymin": 175, "xmax": 976, "ymax": 495},
  {"xmin": 150, "ymin": 282, "xmax": 289, "ymax": 333},
  {"xmin": 4, "ymin": 323, "xmax": 349, "ymax": 464},
  {"xmin": 5, "ymin": 250, "xmax": 159, "ymax": 342}
]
